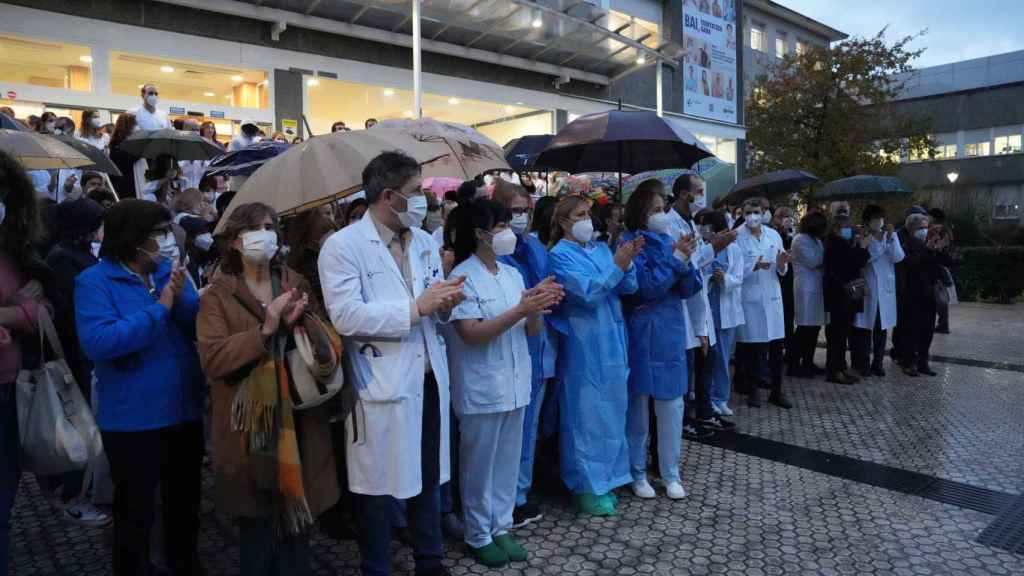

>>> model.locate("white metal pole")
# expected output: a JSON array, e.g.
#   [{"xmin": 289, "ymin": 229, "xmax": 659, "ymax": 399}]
[
  {"xmin": 656, "ymin": 58, "xmax": 663, "ymax": 117},
  {"xmin": 413, "ymin": 0, "xmax": 423, "ymax": 119}
]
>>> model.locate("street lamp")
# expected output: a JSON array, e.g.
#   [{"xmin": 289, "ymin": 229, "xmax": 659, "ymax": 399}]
[{"xmin": 946, "ymin": 172, "xmax": 959, "ymax": 183}]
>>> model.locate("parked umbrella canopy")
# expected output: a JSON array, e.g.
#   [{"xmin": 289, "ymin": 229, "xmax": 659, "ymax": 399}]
[
  {"xmin": 503, "ymin": 134, "xmax": 554, "ymax": 171},
  {"xmin": 533, "ymin": 110, "xmax": 714, "ymax": 180},
  {"xmin": 53, "ymin": 135, "xmax": 122, "ymax": 177},
  {"xmin": 0, "ymin": 114, "xmax": 28, "ymax": 132},
  {"xmin": 0, "ymin": 129, "xmax": 92, "ymax": 170},
  {"xmin": 724, "ymin": 169, "xmax": 818, "ymax": 204},
  {"xmin": 813, "ymin": 175, "xmax": 911, "ymax": 201},
  {"xmin": 205, "ymin": 140, "xmax": 290, "ymax": 178},
  {"xmin": 118, "ymin": 128, "xmax": 223, "ymax": 161},
  {"xmin": 215, "ymin": 122, "xmax": 508, "ymax": 233}
]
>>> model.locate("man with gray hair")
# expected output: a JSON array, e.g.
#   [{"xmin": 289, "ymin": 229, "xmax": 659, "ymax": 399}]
[{"xmin": 894, "ymin": 208, "xmax": 952, "ymax": 377}]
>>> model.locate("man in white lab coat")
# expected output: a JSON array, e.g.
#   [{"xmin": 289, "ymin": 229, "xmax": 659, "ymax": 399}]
[
  {"xmin": 665, "ymin": 175, "xmax": 738, "ymax": 432},
  {"xmin": 132, "ymin": 84, "xmax": 171, "ymax": 131},
  {"xmin": 318, "ymin": 151, "xmax": 466, "ymax": 576},
  {"xmin": 734, "ymin": 198, "xmax": 793, "ymax": 408}
]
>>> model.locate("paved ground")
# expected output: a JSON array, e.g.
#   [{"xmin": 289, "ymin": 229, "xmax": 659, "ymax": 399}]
[{"xmin": 10, "ymin": 303, "xmax": 1024, "ymax": 575}]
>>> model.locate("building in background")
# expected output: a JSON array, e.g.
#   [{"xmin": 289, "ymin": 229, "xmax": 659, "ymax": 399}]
[{"xmin": 889, "ymin": 50, "xmax": 1024, "ymax": 227}]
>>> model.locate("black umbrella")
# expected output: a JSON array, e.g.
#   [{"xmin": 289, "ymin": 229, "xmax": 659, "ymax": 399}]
[
  {"xmin": 53, "ymin": 135, "xmax": 122, "ymax": 177},
  {"xmin": 813, "ymin": 175, "xmax": 911, "ymax": 201},
  {"xmin": 724, "ymin": 169, "xmax": 818, "ymax": 203},
  {"xmin": 533, "ymin": 111, "xmax": 714, "ymax": 185},
  {"xmin": 503, "ymin": 135, "xmax": 553, "ymax": 171},
  {"xmin": 118, "ymin": 128, "xmax": 223, "ymax": 161},
  {"xmin": 0, "ymin": 114, "xmax": 27, "ymax": 131}
]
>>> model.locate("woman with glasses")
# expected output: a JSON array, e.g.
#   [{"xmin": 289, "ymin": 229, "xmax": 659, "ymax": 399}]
[{"xmin": 74, "ymin": 199, "xmax": 205, "ymax": 576}]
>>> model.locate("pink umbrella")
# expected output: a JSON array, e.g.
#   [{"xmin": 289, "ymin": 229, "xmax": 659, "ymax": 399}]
[{"xmin": 422, "ymin": 176, "xmax": 464, "ymax": 197}]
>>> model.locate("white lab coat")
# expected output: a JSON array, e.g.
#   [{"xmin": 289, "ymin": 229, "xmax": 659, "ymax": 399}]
[
  {"xmin": 318, "ymin": 215, "xmax": 451, "ymax": 499},
  {"xmin": 735, "ymin": 225, "xmax": 788, "ymax": 343},
  {"xmin": 712, "ymin": 242, "xmax": 745, "ymax": 330},
  {"xmin": 665, "ymin": 208, "xmax": 716, "ymax": 349},
  {"xmin": 791, "ymin": 233, "xmax": 827, "ymax": 326},
  {"xmin": 854, "ymin": 232, "xmax": 905, "ymax": 331},
  {"xmin": 131, "ymin": 106, "xmax": 170, "ymax": 131}
]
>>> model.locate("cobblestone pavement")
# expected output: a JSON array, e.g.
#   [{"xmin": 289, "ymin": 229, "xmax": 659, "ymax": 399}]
[{"xmin": 10, "ymin": 304, "xmax": 1024, "ymax": 575}]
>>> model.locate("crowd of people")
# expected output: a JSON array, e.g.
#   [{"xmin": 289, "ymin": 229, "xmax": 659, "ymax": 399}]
[{"xmin": 0, "ymin": 91, "xmax": 960, "ymax": 576}]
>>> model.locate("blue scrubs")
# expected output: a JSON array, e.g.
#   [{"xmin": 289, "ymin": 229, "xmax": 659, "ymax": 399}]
[
  {"xmin": 620, "ymin": 230, "xmax": 702, "ymax": 483},
  {"xmin": 705, "ymin": 251, "xmax": 738, "ymax": 406},
  {"xmin": 549, "ymin": 239, "xmax": 638, "ymax": 495},
  {"xmin": 500, "ymin": 232, "xmax": 557, "ymax": 506}
]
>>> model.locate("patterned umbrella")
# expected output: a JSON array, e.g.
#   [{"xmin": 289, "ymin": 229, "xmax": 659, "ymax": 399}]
[
  {"xmin": 422, "ymin": 176, "xmax": 464, "ymax": 197},
  {"xmin": 373, "ymin": 118, "xmax": 510, "ymax": 179},
  {"xmin": 205, "ymin": 140, "xmax": 290, "ymax": 177}
]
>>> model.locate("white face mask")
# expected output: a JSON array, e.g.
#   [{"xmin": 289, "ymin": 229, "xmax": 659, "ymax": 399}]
[
  {"xmin": 44, "ymin": 121, "xmax": 57, "ymax": 133},
  {"xmin": 869, "ymin": 218, "xmax": 884, "ymax": 232},
  {"xmin": 393, "ymin": 192, "xmax": 428, "ymax": 229},
  {"xmin": 144, "ymin": 231, "xmax": 177, "ymax": 265},
  {"xmin": 744, "ymin": 213, "xmax": 762, "ymax": 229},
  {"xmin": 194, "ymin": 232, "xmax": 214, "ymax": 252},
  {"xmin": 763, "ymin": 209, "xmax": 773, "ymax": 224},
  {"xmin": 510, "ymin": 213, "xmax": 529, "ymax": 234},
  {"xmin": 914, "ymin": 227, "xmax": 929, "ymax": 241},
  {"xmin": 90, "ymin": 117, "xmax": 103, "ymax": 128},
  {"xmin": 145, "ymin": 94, "xmax": 158, "ymax": 108},
  {"xmin": 240, "ymin": 229, "xmax": 278, "ymax": 264},
  {"xmin": 490, "ymin": 228, "xmax": 517, "ymax": 256},
  {"xmin": 90, "ymin": 241, "xmax": 101, "ymax": 259},
  {"xmin": 689, "ymin": 193, "xmax": 707, "ymax": 215},
  {"xmin": 571, "ymin": 218, "xmax": 594, "ymax": 243},
  {"xmin": 647, "ymin": 211, "xmax": 671, "ymax": 235}
]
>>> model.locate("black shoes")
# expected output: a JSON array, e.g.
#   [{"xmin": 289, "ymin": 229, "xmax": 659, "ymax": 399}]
[
  {"xmin": 827, "ymin": 372, "xmax": 857, "ymax": 385},
  {"xmin": 768, "ymin": 393, "xmax": 793, "ymax": 409},
  {"xmin": 870, "ymin": 365, "xmax": 886, "ymax": 377},
  {"xmin": 902, "ymin": 365, "xmax": 919, "ymax": 377},
  {"xmin": 697, "ymin": 415, "xmax": 736, "ymax": 430},
  {"xmin": 512, "ymin": 501, "xmax": 543, "ymax": 529},
  {"xmin": 918, "ymin": 366, "xmax": 939, "ymax": 376}
]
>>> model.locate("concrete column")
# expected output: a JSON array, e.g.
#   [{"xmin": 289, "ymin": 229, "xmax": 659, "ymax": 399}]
[
  {"xmin": 273, "ymin": 68, "xmax": 304, "ymax": 139},
  {"xmin": 555, "ymin": 109, "xmax": 569, "ymax": 131}
]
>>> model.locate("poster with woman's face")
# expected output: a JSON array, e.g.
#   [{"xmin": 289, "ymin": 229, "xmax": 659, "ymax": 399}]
[{"xmin": 683, "ymin": 0, "xmax": 738, "ymax": 122}]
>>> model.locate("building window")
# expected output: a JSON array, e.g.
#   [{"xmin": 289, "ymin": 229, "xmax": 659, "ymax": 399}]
[
  {"xmin": 993, "ymin": 203, "xmax": 1021, "ymax": 220},
  {"xmin": 796, "ymin": 40, "xmax": 809, "ymax": 56},
  {"xmin": 965, "ymin": 142, "xmax": 991, "ymax": 157},
  {"xmin": 750, "ymin": 27, "xmax": 765, "ymax": 52},
  {"xmin": 995, "ymin": 134, "xmax": 1022, "ymax": 154},
  {"xmin": 775, "ymin": 35, "xmax": 787, "ymax": 59},
  {"xmin": 0, "ymin": 34, "xmax": 92, "ymax": 92},
  {"xmin": 932, "ymin": 144, "xmax": 957, "ymax": 159},
  {"xmin": 109, "ymin": 51, "xmax": 269, "ymax": 109}
]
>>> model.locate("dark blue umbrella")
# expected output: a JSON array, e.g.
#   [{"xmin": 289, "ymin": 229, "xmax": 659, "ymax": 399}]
[
  {"xmin": 0, "ymin": 114, "xmax": 27, "ymax": 131},
  {"xmin": 724, "ymin": 169, "xmax": 818, "ymax": 203},
  {"xmin": 503, "ymin": 135, "xmax": 553, "ymax": 171},
  {"xmin": 204, "ymin": 140, "xmax": 290, "ymax": 177},
  {"xmin": 533, "ymin": 110, "xmax": 713, "ymax": 175},
  {"xmin": 813, "ymin": 175, "xmax": 911, "ymax": 201}
]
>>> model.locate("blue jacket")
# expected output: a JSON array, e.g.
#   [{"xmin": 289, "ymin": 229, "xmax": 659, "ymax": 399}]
[
  {"xmin": 75, "ymin": 258, "xmax": 204, "ymax": 431},
  {"xmin": 619, "ymin": 230, "xmax": 703, "ymax": 399},
  {"xmin": 549, "ymin": 239, "xmax": 638, "ymax": 494},
  {"xmin": 499, "ymin": 232, "xmax": 557, "ymax": 385}
]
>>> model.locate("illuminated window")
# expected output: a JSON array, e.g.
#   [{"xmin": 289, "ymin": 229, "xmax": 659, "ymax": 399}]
[
  {"xmin": 993, "ymin": 202, "xmax": 1020, "ymax": 220},
  {"xmin": 109, "ymin": 51, "xmax": 268, "ymax": 109},
  {"xmin": 932, "ymin": 144, "xmax": 957, "ymax": 159},
  {"xmin": 750, "ymin": 27, "xmax": 765, "ymax": 52},
  {"xmin": 796, "ymin": 40, "xmax": 809, "ymax": 56},
  {"xmin": 995, "ymin": 134, "xmax": 1022, "ymax": 154},
  {"xmin": 775, "ymin": 34, "xmax": 787, "ymax": 59},
  {"xmin": 965, "ymin": 142, "xmax": 991, "ymax": 157},
  {"xmin": 0, "ymin": 34, "xmax": 92, "ymax": 92}
]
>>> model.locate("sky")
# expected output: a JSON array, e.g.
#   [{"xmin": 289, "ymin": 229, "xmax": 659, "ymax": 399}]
[{"xmin": 776, "ymin": 0, "xmax": 1024, "ymax": 68}]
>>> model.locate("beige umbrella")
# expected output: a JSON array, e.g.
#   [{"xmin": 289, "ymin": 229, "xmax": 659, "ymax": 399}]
[
  {"xmin": 0, "ymin": 129, "xmax": 92, "ymax": 170},
  {"xmin": 215, "ymin": 123, "xmax": 510, "ymax": 232},
  {"xmin": 372, "ymin": 118, "xmax": 510, "ymax": 180}
]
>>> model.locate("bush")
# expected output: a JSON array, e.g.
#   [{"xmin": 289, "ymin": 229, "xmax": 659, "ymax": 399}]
[{"xmin": 953, "ymin": 247, "xmax": 1024, "ymax": 303}]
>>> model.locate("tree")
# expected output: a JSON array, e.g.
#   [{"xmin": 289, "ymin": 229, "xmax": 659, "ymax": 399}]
[{"xmin": 745, "ymin": 28, "xmax": 934, "ymax": 200}]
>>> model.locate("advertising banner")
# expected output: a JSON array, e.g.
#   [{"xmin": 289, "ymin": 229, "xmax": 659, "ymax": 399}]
[{"xmin": 682, "ymin": 0, "xmax": 738, "ymax": 124}]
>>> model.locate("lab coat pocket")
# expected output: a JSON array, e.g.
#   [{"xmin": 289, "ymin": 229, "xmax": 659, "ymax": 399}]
[{"xmin": 351, "ymin": 348, "xmax": 407, "ymax": 403}]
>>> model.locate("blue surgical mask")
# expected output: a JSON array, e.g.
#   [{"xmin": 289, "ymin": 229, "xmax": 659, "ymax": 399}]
[{"xmin": 839, "ymin": 228, "xmax": 853, "ymax": 240}]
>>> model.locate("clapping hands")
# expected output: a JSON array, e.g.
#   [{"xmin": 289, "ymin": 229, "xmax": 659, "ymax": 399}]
[
  {"xmin": 614, "ymin": 236, "xmax": 645, "ymax": 271},
  {"xmin": 518, "ymin": 276, "xmax": 565, "ymax": 317}
]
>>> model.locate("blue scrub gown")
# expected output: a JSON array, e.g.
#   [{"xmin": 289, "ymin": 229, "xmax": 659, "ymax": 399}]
[
  {"xmin": 619, "ymin": 230, "xmax": 703, "ymax": 400},
  {"xmin": 549, "ymin": 238, "xmax": 638, "ymax": 495}
]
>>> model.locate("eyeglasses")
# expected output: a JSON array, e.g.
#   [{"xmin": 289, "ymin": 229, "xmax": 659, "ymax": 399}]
[{"xmin": 145, "ymin": 91, "xmax": 159, "ymax": 96}]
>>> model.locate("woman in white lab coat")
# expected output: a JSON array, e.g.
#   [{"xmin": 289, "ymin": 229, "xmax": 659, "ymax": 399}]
[
  {"xmin": 698, "ymin": 210, "xmax": 745, "ymax": 416},
  {"xmin": 446, "ymin": 199, "xmax": 562, "ymax": 568},
  {"xmin": 788, "ymin": 211, "xmax": 828, "ymax": 378},
  {"xmin": 852, "ymin": 205, "xmax": 904, "ymax": 377}
]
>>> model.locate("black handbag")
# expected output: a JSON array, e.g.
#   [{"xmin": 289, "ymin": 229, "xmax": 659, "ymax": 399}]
[{"xmin": 844, "ymin": 278, "xmax": 867, "ymax": 302}]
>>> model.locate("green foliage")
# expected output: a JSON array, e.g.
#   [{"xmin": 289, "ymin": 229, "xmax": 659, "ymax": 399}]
[
  {"xmin": 953, "ymin": 247, "xmax": 1024, "ymax": 303},
  {"xmin": 745, "ymin": 28, "xmax": 934, "ymax": 200}
]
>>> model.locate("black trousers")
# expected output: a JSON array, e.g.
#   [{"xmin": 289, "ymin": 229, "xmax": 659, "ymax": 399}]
[
  {"xmin": 899, "ymin": 299, "xmax": 937, "ymax": 369},
  {"xmin": 789, "ymin": 326, "xmax": 821, "ymax": 372},
  {"xmin": 735, "ymin": 342, "xmax": 782, "ymax": 396},
  {"xmin": 852, "ymin": 314, "xmax": 887, "ymax": 372},
  {"xmin": 102, "ymin": 420, "xmax": 204, "ymax": 576}
]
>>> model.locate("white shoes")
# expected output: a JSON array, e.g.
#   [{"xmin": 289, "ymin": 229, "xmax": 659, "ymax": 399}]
[
  {"xmin": 63, "ymin": 500, "xmax": 112, "ymax": 528},
  {"xmin": 713, "ymin": 402, "xmax": 734, "ymax": 417},
  {"xmin": 665, "ymin": 481, "xmax": 688, "ymax": 500},
  {"xmin": 632, "ymin": 478, "xmax": 656, "ymax": 499}
]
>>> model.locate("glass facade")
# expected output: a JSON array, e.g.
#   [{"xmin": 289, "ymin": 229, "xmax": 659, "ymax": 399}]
[
  {"xmin": 0, "ymin": 34, "xmax": 92, "ymax": 92},
  {"xmin": 109, "ymin": 51, "xmax": 269, "ymax": 109}
]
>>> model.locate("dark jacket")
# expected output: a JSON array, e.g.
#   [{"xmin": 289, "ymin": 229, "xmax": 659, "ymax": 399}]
[
  {"xmin": 109, "ymin": 148, "xmax": 139, "ymax": 199},
  {"xmin": 823, "ymin": 234, "xmax": 870, "ymax": 318},
  {"xmin": 45, "ymin": 241, "xmax": 98, "ymax": 387},
  {"xmin": 896, "ymin": 228, "xmax": 953, "ymax": 302}
]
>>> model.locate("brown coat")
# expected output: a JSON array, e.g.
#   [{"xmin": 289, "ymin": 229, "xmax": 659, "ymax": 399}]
[{"xmin": 196, "ymin": 265, "xmax": 339, "ymax": 519}]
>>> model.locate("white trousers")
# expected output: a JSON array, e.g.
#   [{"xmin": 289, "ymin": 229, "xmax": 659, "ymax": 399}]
[
  {"xmin": 458, "ymin": 408, "xmax": 526, "ymax": 548},
  {"xmin": 626, "ymin": 394, "xmax": 684, "ymax": 484}
]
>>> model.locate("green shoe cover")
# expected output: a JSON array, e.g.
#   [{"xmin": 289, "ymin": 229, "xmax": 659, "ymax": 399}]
[
  {"xmin": 470, "ymin": 542, "xmax": 509, "ymax": 568},
  {"xmin": 494, "ymin": 533, "xmax": 528, "ymax": 562},
  {"xmin": 573, "ymin": 492, "xmax": 615, "ymax": 517}
]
